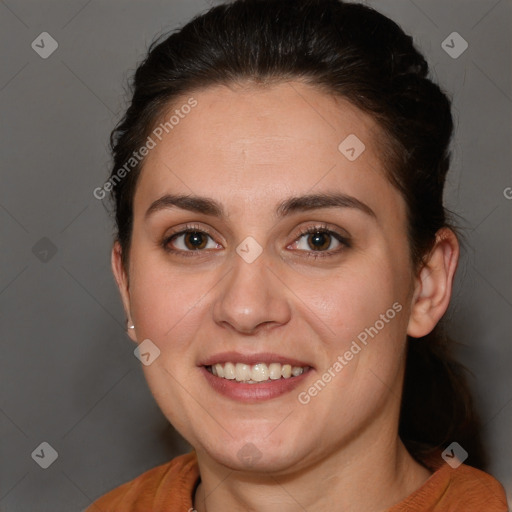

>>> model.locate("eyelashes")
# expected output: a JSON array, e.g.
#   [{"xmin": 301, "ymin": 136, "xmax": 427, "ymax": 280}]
[
  {"xmin": 161, "ymin": 223, "xmax": 219, "ymax": 257},
  {"xmin": 293, "ymin": 225, "xmax": 351, "ymax": 259},
  {"xmin": 161, "ymin": 222, "xmax": 351, "ymax": 260}
]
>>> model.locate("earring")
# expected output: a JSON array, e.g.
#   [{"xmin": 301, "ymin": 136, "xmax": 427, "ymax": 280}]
[{"xmin": 128, "ymin": 324, "xmax": 135, "ymax": 330}]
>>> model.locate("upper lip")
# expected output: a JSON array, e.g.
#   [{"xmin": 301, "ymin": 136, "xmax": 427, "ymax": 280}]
[{"xmin": 200, "ymin": 351, "xmax": 312, "ymax": 368}]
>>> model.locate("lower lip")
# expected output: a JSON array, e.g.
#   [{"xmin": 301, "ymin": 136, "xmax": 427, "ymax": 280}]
[{"xmin": 200, "ymin": 366, "xmax": 313, "ymax": 402}]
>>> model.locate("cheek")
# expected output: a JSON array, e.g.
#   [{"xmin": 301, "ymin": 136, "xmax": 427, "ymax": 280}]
[
  {"xmin": 128, "ymin": 255, "xmax": 209, "ymax": 340},
  {"xmin": 127, "ymin": 260, "xmax": 210, "ymax": 436},
  {"xmin": 300, "ymin": 254, "xmax": 409, "ymax": 402},
  {"xmin": 301, "ymin": 259, "xmax": 401, "ymax": 341}
]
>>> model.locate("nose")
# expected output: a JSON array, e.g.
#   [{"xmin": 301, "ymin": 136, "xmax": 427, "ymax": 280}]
[{"xmin": 212, "ymin": 248, "xmax": 292, "ymax": 335}]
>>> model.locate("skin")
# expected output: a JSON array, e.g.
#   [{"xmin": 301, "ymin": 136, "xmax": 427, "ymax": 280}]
[{"xmin": 111, "ymin": 81, "xmax": 459, "ymax": 512}]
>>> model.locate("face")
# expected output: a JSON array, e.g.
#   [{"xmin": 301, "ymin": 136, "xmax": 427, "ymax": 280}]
[{"xmin": 114, "ymin": 81, "xmax": 421, "ymax": 473}]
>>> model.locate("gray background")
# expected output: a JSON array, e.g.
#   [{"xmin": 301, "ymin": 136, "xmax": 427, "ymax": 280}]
[{"xmin": 0, "ymin": 0, "xmax": 511, "ymax": 510}]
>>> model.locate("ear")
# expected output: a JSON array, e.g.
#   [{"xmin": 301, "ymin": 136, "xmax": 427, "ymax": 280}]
[
  {"xmin": 111, "ymin": 241, "xmax": 137, "ymax": 343},
  {"xmin": 407, "ymin": 227, "xmax": 460, "ymax": 338}
]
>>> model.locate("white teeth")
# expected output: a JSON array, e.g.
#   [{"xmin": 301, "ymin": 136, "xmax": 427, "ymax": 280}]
[
  {"xmin": 291, "ymin": 366, "xmax": 304, "ymax": 377},
  {"xmin": 208, "ymin": 361, "xmax": 308, "ymax": 382},
  {"xmin": 252, "ymin": 363, "xmax": 269, "ymax": 382},
  {"xmin": 281, "ymin": 364, "xmax": 292, "ymax": 379},
  {"xmin": 269, "ymin": 363, "xmax": 282, "ymax": 380},
  {"xmin": 235, "ymin": 363, "xmax": 252, "ymax": 381},
  {"xmin": 223, "ymin": 362, "xmax": 236, "ymax": 380},
  {"xmin": 214, "ymin": 363, "xmax": 224, "ymax": 378}
]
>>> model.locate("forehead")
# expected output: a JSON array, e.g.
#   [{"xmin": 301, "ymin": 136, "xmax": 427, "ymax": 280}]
[
  {"xmin": 134, "ymin": 81, "xmax": 401, "ymax": 220},
  {"xmin": 158, "ymin": 81, "xmax": 380, "ymax": 155}
]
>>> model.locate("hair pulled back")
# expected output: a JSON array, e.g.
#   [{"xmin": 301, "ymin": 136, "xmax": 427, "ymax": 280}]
[{"xmin": 108, "ymin": 0, "xmax": 485, "ymax": 468}]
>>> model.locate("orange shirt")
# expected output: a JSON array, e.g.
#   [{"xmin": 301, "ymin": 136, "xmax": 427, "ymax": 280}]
[{"xmin": 86, "ymin": 451, "xmax": 509, "ymax": 511}]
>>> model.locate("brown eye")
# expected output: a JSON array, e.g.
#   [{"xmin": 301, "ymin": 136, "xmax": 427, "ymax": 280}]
[
  {"xmin": 182, "ymin": 231, "xmax": 208, "ymax": 250},
  {"xmin": 306, "ymin": 231, "xmax": 332, "ymax": 251},
  {"xmin": 163, "ymin": 228, "xmax": 219, "ymax": 254},
  {"xmin": 290, "ymin": 225, "xmax": 351, "ymax": 260},
  {"xmin": 294, "ymin": 229, "xmax": 345, "ymax": 253}
]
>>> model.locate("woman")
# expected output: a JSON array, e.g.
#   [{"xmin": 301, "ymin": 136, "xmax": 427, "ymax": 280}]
[{"xmin": 87, "ymin": 0, "xmax": 509, "ymax": 510}]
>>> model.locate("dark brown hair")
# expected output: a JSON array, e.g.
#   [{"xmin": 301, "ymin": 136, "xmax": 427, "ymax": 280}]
[{"xmin": 108, "ymin": 0, "xmax": 485, "ymax": 468}]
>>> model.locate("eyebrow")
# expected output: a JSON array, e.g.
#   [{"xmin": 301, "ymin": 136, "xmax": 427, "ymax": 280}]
[{"xmin": 144, "ymin": 192, "xmax": 376, "ymax": 220}]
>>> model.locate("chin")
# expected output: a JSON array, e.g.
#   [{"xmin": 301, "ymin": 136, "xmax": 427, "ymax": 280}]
[{"xmin": 196, "ymin": 431, "xmax": 311, "ymax": 474}]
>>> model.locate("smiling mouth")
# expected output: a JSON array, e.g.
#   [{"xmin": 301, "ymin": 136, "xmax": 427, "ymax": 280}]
[{"xmin": 205, "ymin": 362, "xmax": 311, "ymax": 384}]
